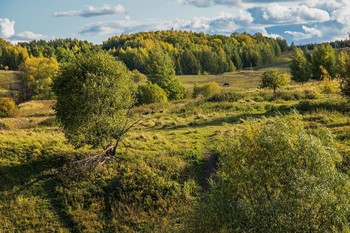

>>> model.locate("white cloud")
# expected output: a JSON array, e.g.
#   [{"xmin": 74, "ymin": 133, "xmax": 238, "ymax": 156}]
[
  {"xmin": 0, "ymin": 18, "xmax": 46, "ymax": 42},
  {"xmin": 331, "ymin": 1, "xmax": 350, "ymax": 24},
  {"xmin": 0, "ymin": 18, "xmax": 15, "ymax": 38},
  {"xmin": 261, "ymin": 4, "xmax": 330, "ymax": 24},
  {"xmin": 177, "ymin": 0, "xmax": 211, "ymax": 8},
  {"xmin": 53, "ymin": 4, "xmax": 126, "ymax": 17},
  {"xmin": 285, "ymin": 25, "xmax": 322, "ymax": 41},
  {"xmin": 80, "ymin": 11, "xmax": 253, "ymax": 36},
  {"xmin": 11, "ymin": 31, "xmax": 47, "ymax": 41}
]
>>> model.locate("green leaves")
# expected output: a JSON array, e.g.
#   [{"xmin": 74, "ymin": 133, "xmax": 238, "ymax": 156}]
[
  {"xmin": 290, "ymin": 48, "xmax": 311, "ymax": 83},
  {"xmin": 260, "ymin": 69, "xmax": 290, "ymax": 93},
  {"xmin": 312, "ymin": 44, "xmax": 337, "ymax": 80},
  {"xmin": 145, "ymin": 49, "xmax": 186, "ymax": 100},
  {"xmin": 54, "ymin": 52, "xmax": 136, "ymax": 148},
  {"xmin": 190, "ymin": 116, "xmax": 350, "ymax": 232}
]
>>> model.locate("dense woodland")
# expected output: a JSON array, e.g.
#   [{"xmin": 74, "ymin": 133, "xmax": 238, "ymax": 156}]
[{"xmin": 1, "ymin": 31, "xmax": 288, "ymax": 74}]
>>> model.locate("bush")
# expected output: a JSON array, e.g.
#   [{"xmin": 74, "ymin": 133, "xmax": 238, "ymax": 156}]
[
  {"xmin": 193, "ymin": 82, "xmax": 221, "ymax": 98},
  {"xmin": 303, "ymin": 89, "xmax": 320, "ymax": 99},
  {"xmin": 189, "ymin": 116, "xmax": 350, "ymax": 232},
  {"xmin": 137, "ymin": 82, "xmax": 168, "ymax": 105},
  {"xmin": 0, "ymin": 98, "xmax": 18, "ymax": 118},
  {"xmin": 273, "ymin": 90, "xmax": 320, "ymax": 101},
  {"xmin": 252, "ymin": 91, "xmax": 274, "ymax": 102},
  {"xmin": 297, "ymin": 99, "xmax": 350, "ymax": 113},
  {"xmin": 207, "ymin": 92, "xmax": 242, "ymax": 102}
]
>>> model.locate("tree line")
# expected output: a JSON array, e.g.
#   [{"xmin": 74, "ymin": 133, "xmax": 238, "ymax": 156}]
[
  {"xmin": 103, "ymin": 30, "xmax": 288, "ymax": 75},
  {"xmin": 290, "ymin": 43, "xmax": 350, "ymax": 96}
]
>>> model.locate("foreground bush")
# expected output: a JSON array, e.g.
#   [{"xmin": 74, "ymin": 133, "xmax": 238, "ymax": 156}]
[
  {"xmin": 193, "ymin": 82, "xmax": 221, "ymax": 98},
  {"xmin": 0, "ymin": 98, "xmax": 18, "ymax": 118},
  {"xmin": 189, "ymin": 116, "xmax": 350, "ymax": 232},
  {"xmin": 137, "ymin": 82, "xmax": 168, "ymax": 105}
]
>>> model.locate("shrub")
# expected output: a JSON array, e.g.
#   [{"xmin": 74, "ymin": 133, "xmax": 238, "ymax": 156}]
[
  {"xmin": 252, "ymin": 91, "xmax": 274, "ymax": 102},
  {"xmin": 137, "ymin": 82, "xmax": 168, "ymax": 105},
  {"xmin": 189, "ymin": 116, "xmax": 350, "ymax": 232},
  {"xmin": 303, "ymin": 89, "xmax": 320, "ymax": 99},
  {"xmin": 297, "ymin": 99, "xmax": 350, "ymax": 113},
  {"xmin": 273, "ymin": 90, "xmax": 320, "ymax": 101},
  {"xmin": 0, "ymin": 98, "xmax": 18, "ymax": 118},
  {"xmin": 193, "ymin": 82, "xmax": 221, "ymax": 98},
  {"xmin": 207, "ymin": 92, "xmax": 242, "ymax": 102}
]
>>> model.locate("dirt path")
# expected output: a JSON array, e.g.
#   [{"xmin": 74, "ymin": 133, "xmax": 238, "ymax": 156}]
[{"xmin": 201, "ymin": 152, "xmax": 219, "ymax": 191}]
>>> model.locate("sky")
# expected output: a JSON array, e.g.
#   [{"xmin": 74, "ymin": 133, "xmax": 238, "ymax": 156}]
[{"xmin": 0, "ymin": 0, "xmax": 349, "ymax": 45}]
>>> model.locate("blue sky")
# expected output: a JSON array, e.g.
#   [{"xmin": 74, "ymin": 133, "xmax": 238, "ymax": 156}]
[{"xmin": 0, "ymin": 0, "xmax": 349, "ymax": 44}]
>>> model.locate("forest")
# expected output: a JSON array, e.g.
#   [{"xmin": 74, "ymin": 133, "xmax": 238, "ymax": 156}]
[{"xmin": 1, "ymin": 29, "xmax": 350, "ymax": 232}]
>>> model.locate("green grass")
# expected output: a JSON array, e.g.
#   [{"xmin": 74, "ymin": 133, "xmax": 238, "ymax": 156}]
[
  {"xmin": 1, "ymin": 67, "xmax": 350, "ymax": 232},
  {"xmin": 178, "ymin": 70, "xmax": 261, "ymax": 93}
]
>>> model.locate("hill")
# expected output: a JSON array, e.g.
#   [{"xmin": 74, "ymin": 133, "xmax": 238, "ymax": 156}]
[{"xmin": 1, "ymin": 66, "xmax": 350, "ymax": 231}]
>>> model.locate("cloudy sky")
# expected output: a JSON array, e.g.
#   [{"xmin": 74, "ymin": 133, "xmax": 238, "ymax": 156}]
[{"xmin": 0, "ymin": 0, "xmax": 349, "ymax": 44}]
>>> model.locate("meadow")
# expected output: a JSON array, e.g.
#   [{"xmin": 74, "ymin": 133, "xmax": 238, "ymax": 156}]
[{"xmin": 1, "ymin": 65, "xmax": 350, "ymax": 232}]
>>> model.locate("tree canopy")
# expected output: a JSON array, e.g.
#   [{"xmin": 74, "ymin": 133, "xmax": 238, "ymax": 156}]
[
  {"xmin": 53, "ymin": 52, "xmax": 136, "ymax": 149},
  {"xmin": 312, "ymin": 44, "xmax": 337, "ymax": 80},
  {"xmin": 260, "ymin": 69, "xmax": 290, "ymax": 93},
  {"xmin": 17, "ymin": 56, "xmax": 59, "ymax": 101},
  {"xmin": 145, "ymin": 49, "xmax": 186, "ymax": 100},
  {"xmin": 103, "ymin": 31, "xmax": 288, "ymax": 75},
  {"xmin": 290, "ymin": 47, "xmax": 311, "ymax": 83}
]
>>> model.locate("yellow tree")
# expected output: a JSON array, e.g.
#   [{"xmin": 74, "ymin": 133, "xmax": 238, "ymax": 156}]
[{"xmin": 18, "ymin": 57, "xmax": 59, "ymax": 101}]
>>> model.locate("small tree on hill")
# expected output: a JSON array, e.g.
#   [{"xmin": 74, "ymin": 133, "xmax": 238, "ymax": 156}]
[
  {"xmin": 260, "ymin": 69, "xmax": 290, "ymax": 93},
  {"xmin": 290, "ymin": 47, "xmax": 311, "ymax": 83},
  {"xmin": 146, "ymin": 49, "xmax": 186, "ymax": 100},
  {"xmin": 53, "ymin": 52, "xmax": 136, "ymax": 160}
]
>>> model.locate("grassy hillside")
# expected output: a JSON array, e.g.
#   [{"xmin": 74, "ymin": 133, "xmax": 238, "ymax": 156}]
[
  {"xmin": 0, "ymin": 70, "xmax": 18, "ymax": 98},
  {"xmin": 1, "ymin": 68, "xmax": 350, "ymax": 232}
]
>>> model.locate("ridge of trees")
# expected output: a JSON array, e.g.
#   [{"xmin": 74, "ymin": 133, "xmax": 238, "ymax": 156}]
[{"xmin": 103, "ymin": 30, "xmax": 289, "ymax": 75}]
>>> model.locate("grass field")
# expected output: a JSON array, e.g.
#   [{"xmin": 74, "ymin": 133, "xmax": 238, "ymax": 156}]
[
  {"xmin": 1, "ymin": 66, "xmax": 350, "ymax": 232},
  {"xmin": 0, "ymin": 70, "xmax": 18, "ymax": 98}
]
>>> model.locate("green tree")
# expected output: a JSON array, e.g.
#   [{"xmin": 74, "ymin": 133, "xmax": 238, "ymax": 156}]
[
  {"xmin": 338, "ymin": 50, "xmax": 350, "ymax": 97},
  {"xmin": 146, "ymin": 49, "xmax": 185, "ymax": 100},
  {"xmin": 189, "ymin": 116, "xmax": 350, "ymax": 232},
  {"xmin": 312, "ymin": 44, "xmax": 336, "ymax": 80},
  {"xmin": 181, "ymin": 49, "xmax": 201, "ymax": 75},
  {"xmin": 290, "ymin": 48, "xmax": 311, "ymax": 83},
  {"xmin": 53, "ymin": 52, "xmax": 136, "ymax": 150},
  {"xmin": 18, "ymin": 57, "xmax": 59, "ymax": 101},
  {"xmin": 137, "ymin": 82, "xmax": 168, "ymax": 105},
  {"xmin": 260, "ymin": 69, "xmax": 290, "ymax": 93}
]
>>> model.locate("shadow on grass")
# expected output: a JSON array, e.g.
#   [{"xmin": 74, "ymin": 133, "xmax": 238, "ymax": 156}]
[{"xmin": 0, "ymin": 155, "xmax": 82, "ymax": 232}]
